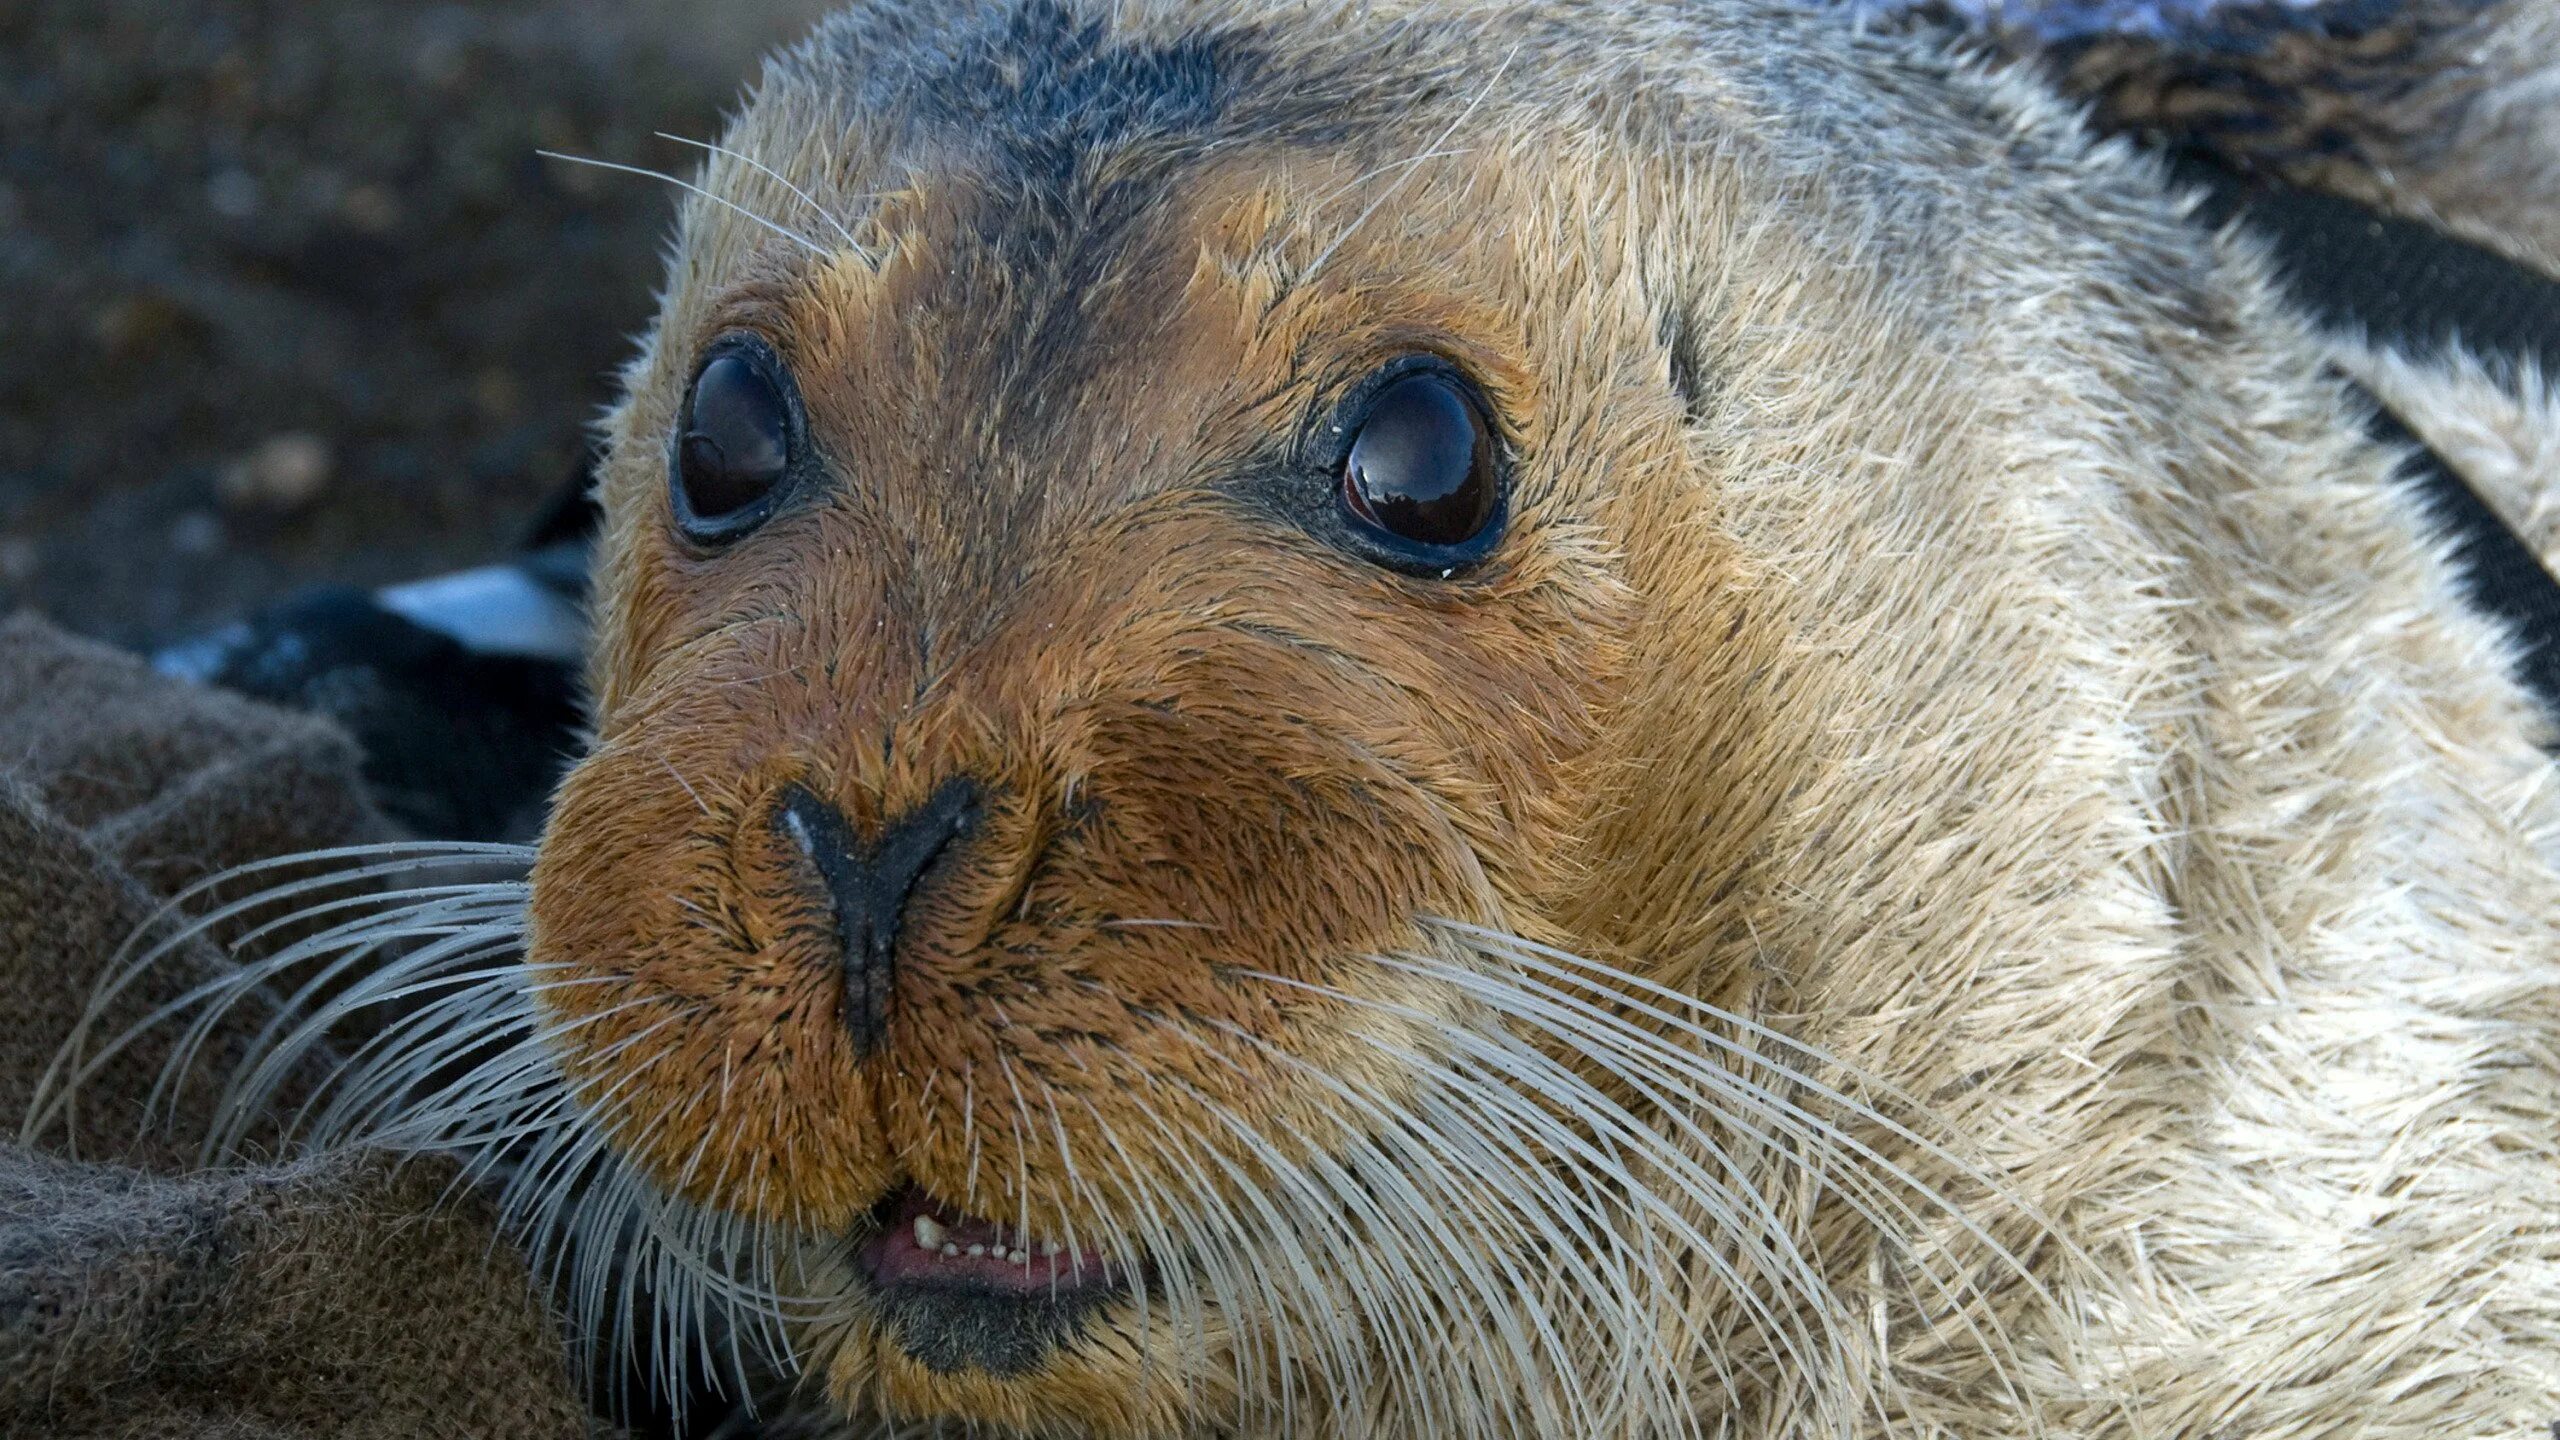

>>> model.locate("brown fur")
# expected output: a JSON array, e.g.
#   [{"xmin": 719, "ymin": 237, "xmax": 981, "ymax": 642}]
[{"xmin": 511, "ymin": 1, "xmax": 2560, "ymax": 1434}]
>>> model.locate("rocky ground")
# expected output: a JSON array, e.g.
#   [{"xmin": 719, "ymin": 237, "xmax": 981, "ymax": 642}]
[{"xmin": 0, "ymin": 0, "xmax": 836, "ymax": 644}]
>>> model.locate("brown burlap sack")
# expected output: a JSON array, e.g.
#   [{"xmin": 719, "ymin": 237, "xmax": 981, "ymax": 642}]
[{"xmin": 0, "ymin": 614, "xmax": 595, "ymax": 1439}]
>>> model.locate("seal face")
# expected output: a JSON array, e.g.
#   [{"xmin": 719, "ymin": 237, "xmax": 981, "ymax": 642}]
[
  {"xmin": 534, "ymin": 8, "xmax": 1629, "ymax": 1423},
  {"xmin": 511, "ymin": 0, "xmax": 2560, "ymax": 1434}
]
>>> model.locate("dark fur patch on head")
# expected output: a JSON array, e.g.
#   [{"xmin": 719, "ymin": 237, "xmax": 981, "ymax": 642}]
[
  {"xmin": 783, "ymin": 0, "xmax": 1435, "ymax": 392},
  {"xmin": 908, "ymin": 1, "xmax": 1254, "ymax": 169},
  {"xmin": 808, "ymin": 0, "xmax": 1384, "ymax": 197}
]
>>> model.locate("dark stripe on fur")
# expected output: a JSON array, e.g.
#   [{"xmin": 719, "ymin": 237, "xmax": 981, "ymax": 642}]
[
  {"xmin": 2165, "ymin": 152, "xmax": 2560, "ymax": 725},
  {"xmin": 2360, "ymin": 394, "xmax": 2560, "ymax": 730},
  {"xmin": 2055, "ymin": 0, "xmax": 2492, "ymax": 161},
  {"xmin": 2170, "ymin": 150, "xmax": 2560, "ymax": 367}
]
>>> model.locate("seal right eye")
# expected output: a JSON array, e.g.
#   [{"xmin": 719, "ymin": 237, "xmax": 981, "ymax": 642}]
[
  {"xmin": 672, "ymin": 343, "xmax": 797, "ymax": 540},
  {"xmin": 1328, "ymin": 364, "xmax": 1505, "ymax": 571}
]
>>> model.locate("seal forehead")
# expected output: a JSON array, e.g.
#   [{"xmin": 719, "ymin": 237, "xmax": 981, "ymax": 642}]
[
  {"xmin": 646, "ymin": 16, "xmax": 1551, "ymax": 668},
  {"xmin": 703, "ymin": 0, "xmax": 1465, "ymax": 292},
  {"xmin": 795, "ymin": 0, "xmax": 1374, "ymax": 141},
  {"xmin": 845, "ymin": 0, "xmax": 1268, "ymax": 149}
]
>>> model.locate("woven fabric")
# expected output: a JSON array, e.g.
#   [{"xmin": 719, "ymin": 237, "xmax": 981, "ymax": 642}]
[{"xmin": 0, "ymin": 614, "xmax": 596, "ymax": 1440}]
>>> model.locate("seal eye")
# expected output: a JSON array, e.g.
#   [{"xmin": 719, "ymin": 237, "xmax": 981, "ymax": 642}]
[
  {"xmin": 1339, "ymin": 370, "xmax": 1500, "ymax": 553},
  {"xmin": 673, "ymin": 345, "xmax": 796, "ymax": 539}
]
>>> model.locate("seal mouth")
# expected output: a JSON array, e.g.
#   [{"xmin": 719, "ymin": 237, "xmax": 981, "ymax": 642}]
[
  {"xmin": 852, "ymin": 1185, "xmax": 1137, "ymax": 1377},
  {"xmin": 855, "ymin": 1185, "xmax": 1128, "ymax": 1298}
]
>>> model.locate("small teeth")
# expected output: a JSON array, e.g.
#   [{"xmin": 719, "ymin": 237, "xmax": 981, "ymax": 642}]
[{"xmin": 909, "ymin": 1213, "xmax": 1079, "ymax": 1268}]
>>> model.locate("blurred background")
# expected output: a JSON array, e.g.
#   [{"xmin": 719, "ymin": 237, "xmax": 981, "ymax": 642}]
[{"xmin": 0, "ymin": 0, "xmax": 837, "ymax": 644}]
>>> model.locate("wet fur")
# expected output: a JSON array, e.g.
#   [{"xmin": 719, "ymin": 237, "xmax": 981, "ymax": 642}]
[{"xmin": 61, "ymin": 0, "xmax": 2560, "ymax": 1436}]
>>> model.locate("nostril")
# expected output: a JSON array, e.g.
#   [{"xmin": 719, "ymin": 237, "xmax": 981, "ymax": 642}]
[{"xmin": 774, "ymin": 777, "xmax": 980, "ymax": 1057}]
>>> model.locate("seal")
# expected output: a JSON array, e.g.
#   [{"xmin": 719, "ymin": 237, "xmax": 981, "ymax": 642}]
[{"xmin": 105, "ymin": 0, "xmax": 2560, "ymax": 1435}]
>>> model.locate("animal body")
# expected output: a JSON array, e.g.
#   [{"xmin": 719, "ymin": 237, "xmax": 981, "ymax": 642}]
[{"xmin": 92, "ymin": 0, "xmax": 2560, "ymax": 1435}]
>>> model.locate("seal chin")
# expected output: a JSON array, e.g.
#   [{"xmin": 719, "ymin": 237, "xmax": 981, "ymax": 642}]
[{"xmin": 854, "ymin": 1185, "xmax": 1134, "ymax": 1378}]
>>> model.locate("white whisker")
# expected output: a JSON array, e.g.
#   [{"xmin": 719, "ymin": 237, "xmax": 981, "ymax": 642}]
[
  {"xmin": 652, "ymin": 130, "xmax": 870, "ymax": 260},
  {"xmin": 52, "ymin": 813, "xmax": 2090, "ymax": 1440},
  {"xmin": 536, "ymin": 150, "xmax": 827, "ymax": 257}
]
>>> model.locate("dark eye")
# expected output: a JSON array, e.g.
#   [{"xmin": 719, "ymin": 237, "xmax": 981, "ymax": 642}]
[
  {"xmin": 1339, "ymin": 369, "xmax": 1501, "ymax": 553},
  {"xmin": 673, "ymin": 343, "xmax": 796, "ymax": 539}
]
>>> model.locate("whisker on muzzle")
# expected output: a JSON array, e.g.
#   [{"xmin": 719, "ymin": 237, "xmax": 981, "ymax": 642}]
[{"xmin": 40, "ymin": 834, "xmax": 2105, "ymax": 1440}]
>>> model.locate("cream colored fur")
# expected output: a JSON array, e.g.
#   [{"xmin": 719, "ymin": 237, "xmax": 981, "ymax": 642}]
[
  {"xmin": 1628, "ymin": 168, "xmax": 2560, "ymax": 1435},
  {"xmin": 2342, "ymin": 339, "xmax": 2560, "ymax": 564}
]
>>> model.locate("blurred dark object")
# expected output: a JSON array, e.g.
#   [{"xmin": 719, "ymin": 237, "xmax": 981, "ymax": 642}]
[
  {"xmin": 164, "ymin": 583, "xmax": 581, "ymax": 840},
  {"xmin": 1845, "ymin": 0, "xmax": 2560, "ymax": 277},
  {"xmin": 0, "ymin": 0, "xmax": 832, "ymax": 644},
  {"xmin": 152, "ymin": 451, "xmax": 600, "ymax": 842},
  {"xmin": 2169, "ymin": 148, "xmax": 2560, "ymax": 366}
]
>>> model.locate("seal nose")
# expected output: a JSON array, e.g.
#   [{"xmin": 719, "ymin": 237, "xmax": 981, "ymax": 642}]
[{"xmin": 774, "ymin": 777, "xmax": 979, "ymax": 1057}]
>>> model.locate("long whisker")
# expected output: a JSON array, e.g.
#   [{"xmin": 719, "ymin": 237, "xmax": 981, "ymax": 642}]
[
  {"xmin": 1158, "ymin": 1015, "xmax": 1656, "ymax": 1437},
  {"xmin": 58, "ymin": 815, "xmax": 2100, "ymax": 1440},
  {"xmin": 535, "ymin": 150, "xmax": 827, "ymax": 257},
  {"xmin": 41, "ymin": 846, "xmax": 818, "ymax": 1427},
  {"xmin": 1399, "ymin": 948, "xmax": 2062, "ymax": 1409},
  {"xmin": 653, "ymin": 130, "xmax": 870, "ymax": 259},
  {"xmin": 26, "ymin": 845, "xmax": 530, "ymax": 1141},
  {"xmin": 1197, "ymin": 986, "xmax": 1846, "ymax": 1434},
  {"xmin": 1220, "ymin": 945, "xmax": 2100, "ymax": 1434},
  {"xmin": 1422, "ymin": 926, "xmax": 2096, "ymax": 1310}
]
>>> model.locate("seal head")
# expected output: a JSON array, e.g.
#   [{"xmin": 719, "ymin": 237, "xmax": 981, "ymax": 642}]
[{"xmin": 520, "ymin": 0, "xmax": 2560, "ymax": 1435}]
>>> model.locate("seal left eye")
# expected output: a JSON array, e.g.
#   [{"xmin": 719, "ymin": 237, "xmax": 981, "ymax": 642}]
[{"xmin": 673, "ymin": 346, "xmax": 795, "ymax": 539}]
